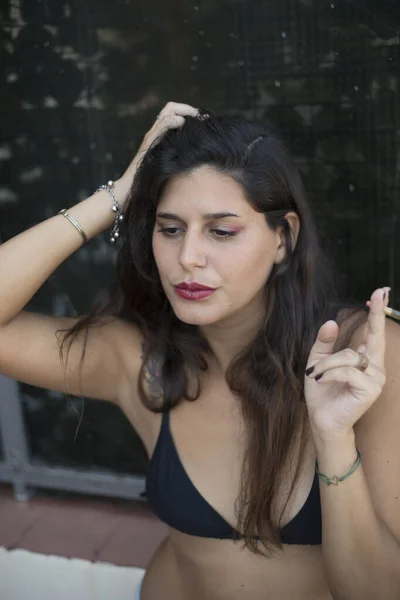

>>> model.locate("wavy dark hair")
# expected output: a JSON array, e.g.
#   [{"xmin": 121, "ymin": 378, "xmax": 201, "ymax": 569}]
[{"xmin": 57, "ymin": 110, "xmax": 368, "ymax": 557}]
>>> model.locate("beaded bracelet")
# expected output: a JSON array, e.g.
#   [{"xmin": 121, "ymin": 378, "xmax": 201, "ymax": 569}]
[
  {"xmin": 95, "ymin": 180, "xmax": 124, "ymax": 244},
  {"xmin": 58, "ymin": 180, "xmax": 124, "ymax": 245},
  {"xmin": 315, "ymin": 448, "xmax": 361, "ymax": 486}
]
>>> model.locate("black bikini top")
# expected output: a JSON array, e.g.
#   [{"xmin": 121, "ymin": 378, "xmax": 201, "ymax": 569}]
[
  {"xmin": 145, "ymin": 305, "xmax": 347, "ymax": 544},
  {"xmin": 145, "ymin": 410, "xmax": 322, "ymax": 544}
]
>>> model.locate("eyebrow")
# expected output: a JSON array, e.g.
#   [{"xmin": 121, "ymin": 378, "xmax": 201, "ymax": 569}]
[{"xmin": 156, "ymin": 211, "xmax": 240, "ymax": 222}]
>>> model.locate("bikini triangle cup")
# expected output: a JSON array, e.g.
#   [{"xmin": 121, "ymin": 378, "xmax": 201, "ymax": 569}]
[{"xmin": 145, "ymin": 410, "xmax": 322, "ymax": 544}]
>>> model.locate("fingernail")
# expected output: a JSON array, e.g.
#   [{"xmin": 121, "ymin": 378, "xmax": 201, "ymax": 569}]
[{"xmin": 305, "ymin": 366, "xmax": 314, "ymax": 376}]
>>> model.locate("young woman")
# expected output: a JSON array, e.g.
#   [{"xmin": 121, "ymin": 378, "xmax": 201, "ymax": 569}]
[{"xmin": 0, "ymin": 102, "xmax": 399, "ymax": 600}]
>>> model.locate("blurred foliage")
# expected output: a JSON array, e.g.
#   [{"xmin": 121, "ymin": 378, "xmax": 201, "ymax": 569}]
[{"xmin": 0, "ymin": 0, "xmax": 399, "ymax": 473}]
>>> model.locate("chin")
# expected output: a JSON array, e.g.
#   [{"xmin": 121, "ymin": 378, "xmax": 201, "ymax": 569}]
[{"xmin": 170, "ymin": 303, "xmax": 225, "ymax": 327}]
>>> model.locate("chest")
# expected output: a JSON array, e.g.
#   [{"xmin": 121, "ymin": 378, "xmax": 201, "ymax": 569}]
[
  {"xmin": 143, "ymin": 380, "xmax": 318, "ymax": 534},
  {"xmin": 168, "ymin": 399, "xmax": 245, "ymax": 529}
]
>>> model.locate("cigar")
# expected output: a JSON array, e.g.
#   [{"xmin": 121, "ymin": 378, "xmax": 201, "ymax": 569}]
[{"xmin": 384, "ymin": 306, "xmax": 400, "ymax": 322}]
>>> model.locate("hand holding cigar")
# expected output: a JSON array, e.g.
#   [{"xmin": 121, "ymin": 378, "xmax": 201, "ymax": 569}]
[{"xmin": 366, "ymin": 298, "xmax": 400, "ymax": 322}]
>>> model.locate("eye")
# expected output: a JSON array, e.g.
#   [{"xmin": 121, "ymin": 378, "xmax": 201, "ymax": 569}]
[
  {"xmin": 157, "ymin": 227, "xmax": 182, "ymax": 236},
  {"xmin": 211, "ymin": 229, "xmax": 237, "ymax": 239},
  {"xmin": 156, "ymin": 227, "xmax": 237, "ymax": 240}
]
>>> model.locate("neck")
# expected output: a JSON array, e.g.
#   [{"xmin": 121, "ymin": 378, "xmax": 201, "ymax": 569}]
[{"xmin": 201, "ymin": 301, "xmax": 265, "ymax": 374}]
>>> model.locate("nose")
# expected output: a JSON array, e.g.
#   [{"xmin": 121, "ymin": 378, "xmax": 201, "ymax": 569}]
[{"xmin": 179, "ymin": 230, "xmax": 206, "ymax": 270}]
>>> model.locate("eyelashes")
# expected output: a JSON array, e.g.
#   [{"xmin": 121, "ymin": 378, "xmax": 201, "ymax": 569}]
[{"xmin": 156, "ymin": 227, "xmax": 238, "ymax": 240}]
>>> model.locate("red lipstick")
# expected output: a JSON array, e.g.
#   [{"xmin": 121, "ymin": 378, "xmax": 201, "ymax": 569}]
[
  {"xmin": 175, "ymin": 282, "xmax": 215, "ymax": 291},
  {"xmin": 174, "ymin": 282, "xmax": 216, "ymax": 301}
]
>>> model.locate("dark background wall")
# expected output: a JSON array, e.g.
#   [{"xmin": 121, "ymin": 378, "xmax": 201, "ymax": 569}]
[{"xmin": 0, "ymin": 0, "xmax": 399, "ymax": 475}]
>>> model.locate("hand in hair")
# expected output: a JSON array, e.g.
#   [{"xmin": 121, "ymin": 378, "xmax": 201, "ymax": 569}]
[{"xmin": 120, "ymin": 101, "xmax": 201, "ymax": 186}]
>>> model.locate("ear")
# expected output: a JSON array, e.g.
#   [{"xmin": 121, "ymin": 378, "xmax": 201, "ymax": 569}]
[
  {"xmin": 285, "ymin": 211, "xmax": 300, "ymax": 247},
  {"xmin": 275, "ymin": 212, "xmax": 300, "ymax": 263}
]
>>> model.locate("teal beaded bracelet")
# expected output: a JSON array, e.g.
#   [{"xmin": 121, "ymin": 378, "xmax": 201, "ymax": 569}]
[{"xmin": 315, "ymin": 448, "xmax": 361, "ymax": 486}]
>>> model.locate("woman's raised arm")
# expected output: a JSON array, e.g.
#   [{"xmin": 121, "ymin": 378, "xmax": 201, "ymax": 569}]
[{"xmin": 0, "ymin": 101, "xmax": 200, "ymax": 408}]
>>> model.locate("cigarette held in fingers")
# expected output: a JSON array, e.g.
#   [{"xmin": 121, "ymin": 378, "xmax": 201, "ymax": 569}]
[
  {"xmin": 365, "ymin": 300, "xmax": 400, "ymax": 322},
  {"xmin": 384, "ymin": 306, "xmax": 400, "ymax": 322}
]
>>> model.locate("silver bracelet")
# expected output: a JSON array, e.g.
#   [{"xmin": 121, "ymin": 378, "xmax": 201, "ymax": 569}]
[
  {"xmin": 58, "ymin": 208, "xmax": 88, "ymax": 245},
  {"xmin": 96, "ymin": 180, "xmax": 124, "ymax": 243}
]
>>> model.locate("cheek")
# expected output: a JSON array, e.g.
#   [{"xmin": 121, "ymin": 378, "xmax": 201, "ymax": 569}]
[{"xmin": 225, "ymin": 239, "xmax": 275, "ymax": 284}]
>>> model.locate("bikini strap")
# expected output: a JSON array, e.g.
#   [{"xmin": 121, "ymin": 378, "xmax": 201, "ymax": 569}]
[
  {"xmin": 160, "ymin": 409, "xmax": 170, "ymax": 433},
  {"xmin": 157, "ymin": 409, "xmax": 171, "ymax": 444}
]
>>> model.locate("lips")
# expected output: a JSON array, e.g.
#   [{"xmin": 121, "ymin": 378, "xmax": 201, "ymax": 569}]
[{"xmin": 175, "ymin": 282, "xmax": 215, "ymax": 291}]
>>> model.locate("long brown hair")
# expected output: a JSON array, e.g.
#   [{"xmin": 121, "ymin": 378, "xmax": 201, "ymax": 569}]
[{"xmin": 57, "ymin": 112, "xmax": 368, "ymax": 557}]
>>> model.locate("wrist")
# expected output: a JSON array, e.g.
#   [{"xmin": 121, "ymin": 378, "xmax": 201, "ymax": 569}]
[
  {"xmin": 314, "ymin": 432, "xmax": 358, "ymax": 478},
  {"xmin": 310, "ymin": 423, "xmax": 356, "ymax": 449},
  {"xmin": 313, "ymin": 429, "xmax": 356, "ymax": 453},
  {"xmin": 114, "ymin": 176, "xmax": 133, "ymax": 211}
]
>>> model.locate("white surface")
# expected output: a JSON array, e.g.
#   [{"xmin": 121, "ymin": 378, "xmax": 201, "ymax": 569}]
[{"xmin": 0, "ymin": 547, "xmax": 145, "ymax": 600}]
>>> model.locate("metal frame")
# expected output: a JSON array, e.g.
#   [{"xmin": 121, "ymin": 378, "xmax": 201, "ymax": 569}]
[{"xmin": 0, "ymin": 374, "xmax": 146, "ymax": 502}]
